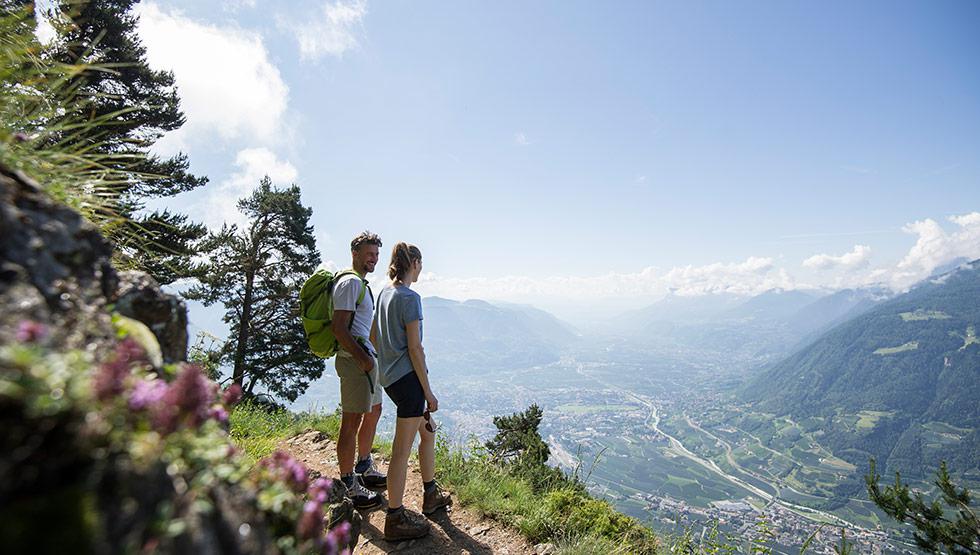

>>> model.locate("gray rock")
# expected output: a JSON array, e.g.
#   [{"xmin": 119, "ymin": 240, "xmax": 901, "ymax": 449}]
[
  {"xmin": 0, "ymin": 165, "xmax": 117, "ymax": 351},
  {"xmin": 114, "ymin": 270, "xmax": 189, "ymax": 363}
]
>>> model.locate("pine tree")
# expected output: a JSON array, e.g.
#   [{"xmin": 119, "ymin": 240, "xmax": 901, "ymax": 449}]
[
  {"xmin": 485, "ymin": 404, "xmax": 551, "ymax": 466},
  {"xmin": 484, "ymin": 404, "xmax": 575, "ymax": 492},
  {"xmin": 42, "ymin": 0, "xmax": 207, "ymax": 284},
  {"xmin": 866, "ymin": 459, "xmax": 980, "ymax": 554},
  {"xmin": 185, "ymin": 178, "xmax": 324, "ymax": 402}
]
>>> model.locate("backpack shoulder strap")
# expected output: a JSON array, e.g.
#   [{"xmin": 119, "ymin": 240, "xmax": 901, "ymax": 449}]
[{"xmin": 335, "ymin": 269, "xmax": 369, "ymax": 308}]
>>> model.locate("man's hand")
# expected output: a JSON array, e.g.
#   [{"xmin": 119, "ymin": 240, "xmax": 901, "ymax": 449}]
[
  {"xmin": 425, "ymin": 391, "xmax": 439, "ymax": 412},
  {"xmin": 357, "ymin": 353, "xmax": 374, "ymax": 373}
]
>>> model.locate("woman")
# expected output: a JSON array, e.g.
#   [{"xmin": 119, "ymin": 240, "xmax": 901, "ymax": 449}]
[{"xmin": 372, "ymin": 242, "xmax": 452, "ymax": 541}]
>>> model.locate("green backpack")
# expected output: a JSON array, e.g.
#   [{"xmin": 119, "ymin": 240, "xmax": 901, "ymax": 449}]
[{"xmin": 299, "ymin": 269, "xmax": 368, "ymax": 358}]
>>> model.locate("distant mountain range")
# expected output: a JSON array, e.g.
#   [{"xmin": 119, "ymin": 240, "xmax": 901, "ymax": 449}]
[
  {"xmin": 421, "ymin": 297, "xmax": 578, "ymax": 372},
  {"xmin": 743, "ymin": 260, "xmax": 980, "ymax": 481},
  {"xmin": 606, "ymin": 287, "xmax": 891, "ymax": 364}
]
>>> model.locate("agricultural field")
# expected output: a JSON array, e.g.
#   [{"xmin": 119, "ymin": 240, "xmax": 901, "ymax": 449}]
[
  {"xmin": 873, "ymin": 341, "xmax": 919, "ymax": 355},
  {"xmin": 899, "ymin": 309, "xmax": 951, "ymax": 321}
]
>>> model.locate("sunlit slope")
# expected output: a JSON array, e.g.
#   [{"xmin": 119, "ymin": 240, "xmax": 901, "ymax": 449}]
[{"xmin": 743, "ymin": 261, "xmax": 980, "ymax": 479}]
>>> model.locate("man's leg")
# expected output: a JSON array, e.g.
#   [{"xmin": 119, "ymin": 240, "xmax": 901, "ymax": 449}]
[
  {"xmin": 336, "ymin": 357, "xmax": 382, "ymax": 508},
  {"xmin": 357, "ymin": 402, "xmax": 382, "ymax": 460},
  {"xmin": 355, "ymin": 361, "xmax": 387, "ymax": 487},
  {"xmin": 338, "ymin": 411, "xmax": 364, "ymax": 476}
]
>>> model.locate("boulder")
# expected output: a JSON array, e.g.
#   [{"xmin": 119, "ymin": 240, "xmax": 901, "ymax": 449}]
[
  {"xmin": 0, "ymin": 165, "xmax": 117, "ymax": 350},
  {"xmin": 115, "ymin": 270, "xmax": 189, "ymax": 363}
]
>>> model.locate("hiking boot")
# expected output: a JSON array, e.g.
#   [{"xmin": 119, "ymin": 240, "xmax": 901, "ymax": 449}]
[
  {"xmin": 357, "ymin": 455, "xmax": 387, "ymax": 488},
  {"xmin": 384, "ymin": 507, "xmax": 430, "ymax": 541},
  {"xmin": 422, "ymin": 482, "xmax": 452, "ymax": 515},
  {"xmin": 345, "ymin": 475, "xmax": 383, "ymax": 510}
]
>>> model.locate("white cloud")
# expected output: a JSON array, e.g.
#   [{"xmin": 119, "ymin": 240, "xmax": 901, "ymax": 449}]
[
  {"xmin": 223, "ymin": 0, "xmax": 256, "ymax": 11},
  {"xmin": 514, "ymin": 132, "xmax": 530, "ymax": 146},
  {"xmin": 802, "ymin": 244, "xmax": 872, "ymax": 271},
  {"xmin": 135, "ymin": 3, "xmax": 289, "ymax": 151},
  {"xmin": 279, "ymin": 0, "xmax": 368, "ymax": 61},
  {"xmin": 198, "ymin": 148, "xmax": 298, "ymax": 230},
  {"xmin": 413, "ymin": 256, "xmax": 794, "ymax": 303},
  {"xmin": 886, "ymin": 212, "xmax": 980, "ymax": 289}
]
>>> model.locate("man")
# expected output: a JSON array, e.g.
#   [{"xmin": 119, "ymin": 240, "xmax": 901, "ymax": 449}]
[{"xmin": 331, "ymin": 231, "xmax": 386, "ymax": 509}]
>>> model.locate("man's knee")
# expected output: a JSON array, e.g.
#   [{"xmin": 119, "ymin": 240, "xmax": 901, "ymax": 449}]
[{"xmin": 340, "ymin": 412, "xmax": 363, "ymax": 434}]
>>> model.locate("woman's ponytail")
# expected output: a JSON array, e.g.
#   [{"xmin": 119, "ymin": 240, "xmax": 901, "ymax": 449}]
[{"xmin": 388, "ymin": 242, "xmax": 422, "ymax": 281}]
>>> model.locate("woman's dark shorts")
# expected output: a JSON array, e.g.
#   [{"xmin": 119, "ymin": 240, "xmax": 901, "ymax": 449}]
[{"xmin": 384, "ymin": 371, "xmax": 425, "ymax": 418}]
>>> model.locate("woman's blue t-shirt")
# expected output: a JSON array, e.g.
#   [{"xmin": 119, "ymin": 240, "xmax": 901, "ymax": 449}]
[{"xmin": 375, "ymin": 284, "xmax": 423, "ymax": 388}]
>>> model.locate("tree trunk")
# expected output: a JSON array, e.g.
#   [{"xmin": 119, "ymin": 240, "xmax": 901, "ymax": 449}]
[{"xmin": 232, "ymin": 269, "xmax": 254, "ymax": 386}]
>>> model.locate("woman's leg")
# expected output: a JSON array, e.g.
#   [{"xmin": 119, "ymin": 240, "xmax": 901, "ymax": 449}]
[
  {"xmin": 388, "ymin": 415, "xmax": 423, "ymax": 509},
  {"xmin": 417, "ymin": 418, "xmax": 435, "ymax": 483}
]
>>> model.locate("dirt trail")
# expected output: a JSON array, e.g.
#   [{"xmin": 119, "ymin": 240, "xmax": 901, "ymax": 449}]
[{"xmin": 280, "ymin": 431, "xmax": 537, "ymax": 555}]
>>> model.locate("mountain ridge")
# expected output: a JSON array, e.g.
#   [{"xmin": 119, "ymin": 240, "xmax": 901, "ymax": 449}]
[{"xmin": 742, "ymin": 260, "xmax": 980, "ymax": 480}]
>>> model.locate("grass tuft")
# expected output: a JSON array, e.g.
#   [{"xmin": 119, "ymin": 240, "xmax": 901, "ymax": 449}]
[{"xmin": 229, "ymin": 402, "xmax": 340, "ymax": 464}]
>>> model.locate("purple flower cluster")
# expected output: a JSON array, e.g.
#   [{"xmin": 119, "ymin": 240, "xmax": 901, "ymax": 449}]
[
  {"xmin": 222, "ymin": 383, "xmax": 243, "ymax": 406},
  {"xmin": 91, "ymin": 339, "xmax": 237, "ymax": 435},
  {"xmin": 257, "ymin": 450, "xmax": 309, "ymax": 493},
  {"xmin": 159, "ymin": 364, "xmax": 217, "ymax": 432},
  {"xmin": 321, "ymin": 521, "xmax": 351, "ymax": 555},
  {"xmin": 128, "ymin": 379, "xmax": 167, "ymax": 411},
  {"xmin": 298, "ymin": 478, "xmax": 352, "ymax": 555},
  {"xmin": 16, "ymin": 320, "xmax": 47, "ymax": 343},
  {"xmin": 131, "ymin": 363, "xmax": 229, "ymax": 435},
  {"xmin": 95, "ymin": 339, "xmax": 147, "ymax": 401},
  {"xmin": 297, "ymin": 500, "xmax": 324, "ymax": 540}
]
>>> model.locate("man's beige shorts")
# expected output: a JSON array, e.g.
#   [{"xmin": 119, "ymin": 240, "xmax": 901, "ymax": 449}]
[{"xmin": 336, "ymin": 354, "xmax": 382, "ymax": 413}]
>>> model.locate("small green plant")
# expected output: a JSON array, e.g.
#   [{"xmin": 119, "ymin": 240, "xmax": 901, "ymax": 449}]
[{"xmin": 866, "ymin": 458, "xmax": 980, "ymax": 554}]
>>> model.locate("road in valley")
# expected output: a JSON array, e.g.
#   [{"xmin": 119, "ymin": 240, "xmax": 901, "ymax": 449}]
[{"xmin": 573, "ymin": 363, "xmax": 860, "ymax": 529}]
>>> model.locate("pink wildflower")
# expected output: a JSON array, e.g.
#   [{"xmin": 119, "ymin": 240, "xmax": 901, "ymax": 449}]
[
  {"xmin": 162, "ymin": 363, "xmax": 212, "ymax": 429},
  {"xmin": 326, "ymin": 521, "xmax": 351, "ymax": 555},
  {"xmin": 309, "ymin": 477, "xmax": 344, "ymax": 505},
  {"xmin": 221, "ymin": 383, "xmax": 243, "ymax": 406},
  {"xmin": 297, "ymin": 500, "xmax": 323, "ymax": 540},
  {"xmin": 129, "ymin": 379, "xmax": 167, "ymax": 411},
  {"xmin": 257, "ymin": 451, "xmax": 309, "ymax": 493},
  {"xmin": 94, "ymin": 340, "xmax": 145, "ymax": 401},
  {"xmin": 208, "ymin": 405, "xmax": 229, "ymax": 424},
  {"xmin": 16, "ymin": 320, "xmax": 47, "ymax": 343}
]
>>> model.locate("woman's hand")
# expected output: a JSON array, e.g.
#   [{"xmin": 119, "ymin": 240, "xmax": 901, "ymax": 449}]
[{"xmin": 425, "ymin": 390, "xmax": 439, "ymax": 412}]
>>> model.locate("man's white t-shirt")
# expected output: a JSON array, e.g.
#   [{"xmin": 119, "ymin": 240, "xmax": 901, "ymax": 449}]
[{"xmin": 332, "ymin": 273, "xmax": 376, "ymax": 356}]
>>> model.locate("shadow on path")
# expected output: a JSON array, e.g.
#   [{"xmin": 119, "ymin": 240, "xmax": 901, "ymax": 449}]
[{"xmin": 357, "ymin": 507, "xmax": 494, "ymax": 554}]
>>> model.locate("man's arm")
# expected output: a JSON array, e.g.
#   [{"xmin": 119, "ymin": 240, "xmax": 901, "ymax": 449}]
[
  {"xmin": 332, "ymin": 310, "xmax": 373, "ymax": 372},
  {"xmin": 369, "ymin": 318, "xmax": 379, "ymax": 354}
]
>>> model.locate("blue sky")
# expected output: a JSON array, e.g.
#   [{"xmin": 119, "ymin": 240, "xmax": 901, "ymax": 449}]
[{"xmin": 123, "ymin": 0, "xmax": 980, "ymax": 317}]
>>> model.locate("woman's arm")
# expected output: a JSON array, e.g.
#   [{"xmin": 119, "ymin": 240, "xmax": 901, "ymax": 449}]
[{"xmin": 406, "ymin": 319, "xmax": 437, "ymax": 411}]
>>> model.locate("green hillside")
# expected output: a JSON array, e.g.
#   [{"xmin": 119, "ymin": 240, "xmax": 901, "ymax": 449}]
[{"xmin": 743, "ymin": 261, "xmax": 980, "ymax": 484}]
